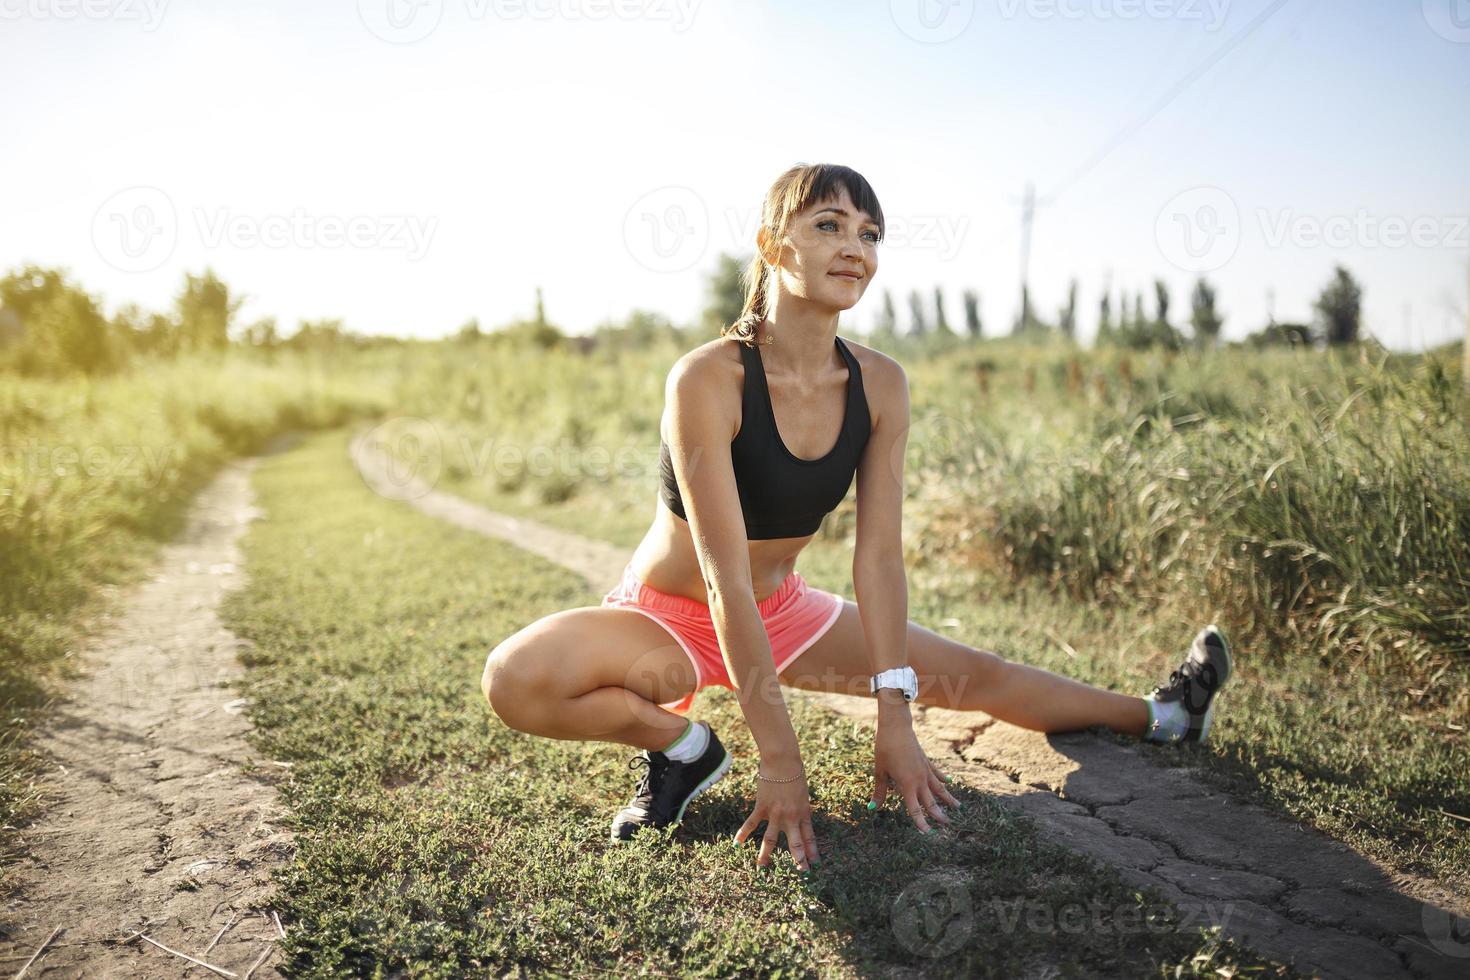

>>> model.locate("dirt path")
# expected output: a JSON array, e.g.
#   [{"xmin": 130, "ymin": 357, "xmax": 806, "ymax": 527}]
[
  {"xmin": 353, "ymin": 427, "xmax": 1470, "ymax": 980},
  {"xmin": 0, "ymin": 449, "xmax": 294, "ymax": 979}
]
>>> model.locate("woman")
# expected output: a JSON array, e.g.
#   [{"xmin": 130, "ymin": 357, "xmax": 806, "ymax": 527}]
[{"xmin": 481, "ymin": 163, "xmax": 1232, "ymax": 872}]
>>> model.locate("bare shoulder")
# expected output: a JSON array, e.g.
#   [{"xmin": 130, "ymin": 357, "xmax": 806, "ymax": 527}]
[
  {"xmin": 842, "ymin": 338, "xmax": 908, "ymax": 425},
  {"xmin": 663, "ymin": 337, "xmax": 744, "ymax": 440}
]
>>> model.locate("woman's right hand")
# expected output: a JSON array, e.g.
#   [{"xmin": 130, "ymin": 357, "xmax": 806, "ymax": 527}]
[{"xmin": 733, "ymin": 759, "xmax": 819, "ymax": 871}]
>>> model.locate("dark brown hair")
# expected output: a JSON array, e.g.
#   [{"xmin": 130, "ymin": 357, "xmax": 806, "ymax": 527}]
[{"xmin": 721, "ymin": 164, "xmax": 886, "ymax": 347}]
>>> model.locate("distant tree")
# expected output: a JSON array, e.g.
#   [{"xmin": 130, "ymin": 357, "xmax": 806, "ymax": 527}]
[
  {"xmin": 0, "ymin": 265, "xmax": 118, "ymax": 375},
  {"xmin": 875, "ymin": 289, "xmax": 898, "ymax": 337},
  {"xmin": 933, "ymin": 286, "xmax": 953, "ymax": 334},
  {"xmin": 1151, "ymin": 279, "xmax": 1184, "ymax": 350},
  {"xmin": 173, "ymin": 267, "xmax": 241, "ymax": 351},
  {"xmin": 962, "ymin": 288, "xmax": 981, "ymax": 338},
  {"xmin": 590, "ymin": 309, "xmax": 681, "ymax": 350},
  {"xmin": 1153, "ymin": 280, "xmax": 1171, "ymax": 331},
  {"xmin": 456, "ymin": 317, "xmax": 482, "ymax": 343},
  {"xmin": 1314, "ymin": 265, "xmax": 1363, "ymax": 345},
  {"xmin": 533, "ymin": 288, "xmax": 547, "ymax": 329},
  {"xmin": 1058, "ymin": 279, "xmax": 1078, "ymax": 339},
  {"xmin": 242, "ymin": 316, "xmax": 280, "ymax": 348},
  {"xmin": 1246, "ymin": 321, "xmax": 1315, "ymax": 348},
  {"xmin": 1097, "ymin": 291, "xmax": 1114, "ymax": 346},
  {"xmin": 1190, "ymin": 278, "xmax": 1223, "ymax": 347},
  {"xmin": 285, "ymin": 317, "xmax": 353, "ymax": 352},
  {"xmin": 907, "ymin": 289, "xmax": 928, "ymax": 336},
  {"xmin": 701, "ymin": 252, "xmax": 747, "ymax": 335}
]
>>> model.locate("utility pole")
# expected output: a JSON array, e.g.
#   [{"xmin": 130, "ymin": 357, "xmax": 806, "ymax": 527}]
[{"xmin": 1018, "ymin": 181, "xmax": 1035, "ymax": 333}]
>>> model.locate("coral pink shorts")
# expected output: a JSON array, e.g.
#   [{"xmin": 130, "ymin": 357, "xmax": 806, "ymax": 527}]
[{"xmin": 600, "ymin": 562, "xmax": 846, "ymax": 715}]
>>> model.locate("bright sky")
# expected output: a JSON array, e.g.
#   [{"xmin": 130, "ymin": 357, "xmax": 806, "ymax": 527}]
[{"xmin": 3, "ymin": 0, "xmax": 1467, "ymax": 349}]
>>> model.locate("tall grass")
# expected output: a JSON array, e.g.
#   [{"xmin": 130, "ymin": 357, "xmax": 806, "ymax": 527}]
[
  {"xmin": 921, "ymin": 345, "xmax": 1468, "ymax": 690},
  {"xmin": 0, "ymin": 349, "xmax": 385, "ymax": 864}
]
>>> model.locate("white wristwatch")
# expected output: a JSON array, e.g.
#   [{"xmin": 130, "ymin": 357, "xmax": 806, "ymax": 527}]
[{"xmin": 870, "ymin": 666, "xmax": 918, "ymax": 702}]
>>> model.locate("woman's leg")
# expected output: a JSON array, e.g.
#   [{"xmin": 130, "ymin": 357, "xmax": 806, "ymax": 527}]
[
  {"xmin": 777, "ymin": 599, "xmax": 1151, "ymax": 736},
  {"xmin": 482, "ymin": 606, "xmax": 701, "ymax": 752}
]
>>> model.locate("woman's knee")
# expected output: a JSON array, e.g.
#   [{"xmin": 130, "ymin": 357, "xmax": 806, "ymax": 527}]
[{"xmin": 482, "ymin": 636, "xmax": 561, "ymax": 729}]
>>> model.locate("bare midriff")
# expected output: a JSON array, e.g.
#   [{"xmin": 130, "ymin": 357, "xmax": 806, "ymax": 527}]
[{"xmin": 627, "ymin": 501, "xmax": 813, "ymax": 606}]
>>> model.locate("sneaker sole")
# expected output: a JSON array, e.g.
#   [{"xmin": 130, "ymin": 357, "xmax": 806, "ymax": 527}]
[
  {"xmin": 1189, "ymin": 626, "xmax": 1232, "ymax": 742},
  {"xmin": 1203, "ymin": 624, "xmax": 1233, "ymax": 690}
]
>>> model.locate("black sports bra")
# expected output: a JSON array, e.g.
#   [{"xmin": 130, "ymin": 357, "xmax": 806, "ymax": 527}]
[{"xmin": 657, "ymin": 335, "xmax": 872, "ymax": 539}]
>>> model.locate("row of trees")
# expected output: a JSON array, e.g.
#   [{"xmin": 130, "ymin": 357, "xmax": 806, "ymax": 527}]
[
  {"xmin": 0, "ymin": 264, "xmax": 398, "ymax": 376},
  {"xmin": 0, "ymin": 256, "xmax": 1373, "ymax": 376},
  {"xmin": 696, "ymin": 252, "xmax": 1366, "ymax": 352}
]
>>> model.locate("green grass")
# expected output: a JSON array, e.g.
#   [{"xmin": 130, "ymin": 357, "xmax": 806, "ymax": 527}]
[
  {"xmin": 219, "ymin": 428, "xmax": 1293, "ymax": 977},
  {"xmin": 0, "ymin": 349, "xmax": 386, "ymax": 889},
  {"xmin": 376, "ymin": 336, "xmax": 1468, "ymax": 897}
]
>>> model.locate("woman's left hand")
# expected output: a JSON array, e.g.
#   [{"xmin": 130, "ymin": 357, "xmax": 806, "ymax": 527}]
[{"xmin": 870, "ymin": 718, "xmax": 961, "ymax": 833}]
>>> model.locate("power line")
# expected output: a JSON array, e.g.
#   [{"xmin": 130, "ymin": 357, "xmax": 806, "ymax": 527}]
[{"xmin": 1038, "ymin": 0, "xmax": 1295, "ymax": 207}]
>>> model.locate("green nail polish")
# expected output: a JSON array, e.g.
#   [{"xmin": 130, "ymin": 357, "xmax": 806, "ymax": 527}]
[{"xmin": 866, "ymin": 801, "xmax": 877, "ymax": 810}]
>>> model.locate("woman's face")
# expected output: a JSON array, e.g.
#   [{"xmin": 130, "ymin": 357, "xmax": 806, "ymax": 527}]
[{"xmin": 763, "ymin": 185, "xmax": 881, "ymax": 312}]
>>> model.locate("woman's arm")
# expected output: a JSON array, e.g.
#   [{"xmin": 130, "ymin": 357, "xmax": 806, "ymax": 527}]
[
  {"xmin": 662, "ymin": 354, "xmax": 800, "ymax": 765},
  {"xmin": 852, "ymin": 354, "xmax": 959, "ymax": 830},
  {"xmin": 853, "ymin": 353, "xmax": 913, "ymax": 703}
]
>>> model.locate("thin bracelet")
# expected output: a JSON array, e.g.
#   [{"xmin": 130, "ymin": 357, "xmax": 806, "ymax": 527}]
[{"xmin": 756, "ymin": 768, "xmax": 805, "ymax": 784}]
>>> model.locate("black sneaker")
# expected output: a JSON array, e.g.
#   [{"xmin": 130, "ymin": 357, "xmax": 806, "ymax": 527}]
[
  {"xmin": 610, "ymin": 722, "xmax": 732, "ymax": 842},
  {"xmin": 1148, "ymin": 625, "xmax": 1233, "ymax": 743}
]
